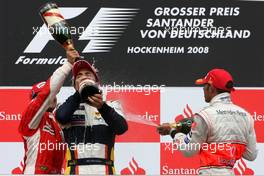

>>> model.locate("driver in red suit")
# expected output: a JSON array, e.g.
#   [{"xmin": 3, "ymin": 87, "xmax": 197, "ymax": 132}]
[{"xmin": 18, "ymin": 48, "xmax": 79, "ymax": 174}]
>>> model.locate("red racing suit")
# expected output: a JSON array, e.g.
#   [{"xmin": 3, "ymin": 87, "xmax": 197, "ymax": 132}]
[
  {"xmin": 174, "ymin": 93, "xmax": 258, "ymax": 175},
  {"xmin": 18, "ymin": 62, "xmax": 72, "ymax": 174}
]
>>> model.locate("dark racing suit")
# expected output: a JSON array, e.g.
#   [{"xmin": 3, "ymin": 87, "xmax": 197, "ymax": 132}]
[{"xmin": 55, "ymin": 92, "xmax": 128, "ymax": 174}]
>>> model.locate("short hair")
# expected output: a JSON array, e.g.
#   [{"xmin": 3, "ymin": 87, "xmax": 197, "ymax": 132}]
[{"xmin": 216, "ymin": 81, "xmax": 233, "ymax": 94}]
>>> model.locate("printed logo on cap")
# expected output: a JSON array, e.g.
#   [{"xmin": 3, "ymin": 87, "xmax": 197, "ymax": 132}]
[{"xmin": 36, "ymin": 81, "xmax": 46, "ymax": 88}]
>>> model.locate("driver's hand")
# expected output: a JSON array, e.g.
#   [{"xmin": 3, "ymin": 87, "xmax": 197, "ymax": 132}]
[{"xmin": 157, "ymin": 123, "xmax": 172, "ymax": 135}]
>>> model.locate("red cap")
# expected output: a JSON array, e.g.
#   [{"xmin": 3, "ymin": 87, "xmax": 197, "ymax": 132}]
[
  {"xmin": 30, "ymin": 81, "xmax": 46, "ymax": 99},
  {"xmin": 195, "ymin": 68, "xmax": 235, "ymax": 91},
  {"xmin": 72, "ymin": 60, "xmax": 99, "ymax": 82}
]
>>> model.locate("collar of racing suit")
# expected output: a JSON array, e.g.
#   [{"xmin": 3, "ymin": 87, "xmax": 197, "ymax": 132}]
[{"xmin": 210, "ymin": 92, "xmax": 232, "ymax": 105}]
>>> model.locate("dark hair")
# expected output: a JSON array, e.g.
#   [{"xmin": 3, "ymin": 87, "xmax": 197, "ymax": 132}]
[
  {"xmin": 31, "ymin": 91, "xmax": 38, "ymax": 99},
  {"xmin": 216, "ymin": 89, "xmax": 230, "ymax": 94},
  {"xmin": 216, "ymin": 81, "xmax": 233, "ymax": 94}
]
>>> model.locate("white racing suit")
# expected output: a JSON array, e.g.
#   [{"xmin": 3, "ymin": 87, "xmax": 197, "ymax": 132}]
[{"xmin": 173, "ymin": 93, "xmax": 258, "ymax": 175}]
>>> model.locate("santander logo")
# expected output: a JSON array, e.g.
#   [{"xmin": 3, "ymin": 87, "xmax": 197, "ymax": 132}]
[
  {"xmin": 233, "ymin": 159, "xmax": 254, "ymax": 175},
  {"xmin": 11, "ymin": 161, "xmax": 24, "ymax": 174},
  {"xmin": 121, "ymin": 157, "xmax": 146, "ymax": 175},
  {"xmin": 174, "ymin": 104, "xmax": 196, "ymax": 128},
  {"xmin": 174, "ymin": 104, "xmax": 193, "ymax": 122}
]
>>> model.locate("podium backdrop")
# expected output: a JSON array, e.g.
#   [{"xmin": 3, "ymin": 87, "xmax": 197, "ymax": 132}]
[{"xmin": 1, "ymin": 0, "xmax": 264, "ymax": 175}]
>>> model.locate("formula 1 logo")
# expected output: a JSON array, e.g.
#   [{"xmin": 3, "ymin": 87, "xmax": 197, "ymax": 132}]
[{"xmin": 24, "ymin": 7, "xmax": 138, "ymax": 53}]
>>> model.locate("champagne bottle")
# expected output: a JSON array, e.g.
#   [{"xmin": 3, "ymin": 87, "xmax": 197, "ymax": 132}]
[
  {"xmin": 39, "ymin": 2, "xmax": 74, "ymax": 50},
  {"xmin": 170, "ymin": 117, "xmax": 193, "ymax": 134}
]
